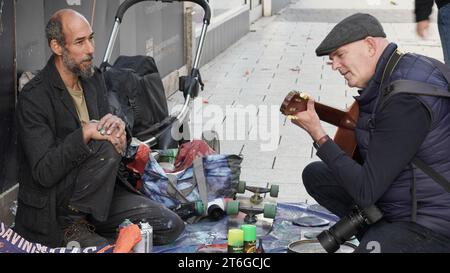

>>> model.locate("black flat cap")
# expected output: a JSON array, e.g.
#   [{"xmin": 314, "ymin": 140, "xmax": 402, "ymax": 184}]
[{"xmin": 315, "ymin": 13, "xmax": 386, "ymax": 56}]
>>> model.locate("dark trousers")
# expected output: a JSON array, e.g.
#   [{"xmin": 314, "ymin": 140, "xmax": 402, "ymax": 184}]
[
  {"xmin": 91, "ymin": 183, "xmax": 185, "ymax": 245},
  {"xmin": 57, "ymin": 141, "xmax": 184, "ymax": 245},
  {"xmin": 302, "ymin": 161, "xmax": 450, "ymax": 253}
]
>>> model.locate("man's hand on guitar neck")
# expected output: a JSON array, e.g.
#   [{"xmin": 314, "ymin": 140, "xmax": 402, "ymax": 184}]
[{"xmin": 290, "ymin": 98, "xmax": 328, "ymax": 142}]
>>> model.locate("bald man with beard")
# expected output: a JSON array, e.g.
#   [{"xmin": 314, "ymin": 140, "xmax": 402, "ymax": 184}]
[{"xmin": 15, "ymin": 9, "xmax": 184, "ymax": 248}]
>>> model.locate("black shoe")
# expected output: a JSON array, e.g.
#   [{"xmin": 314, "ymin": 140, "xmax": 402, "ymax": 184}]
[{"xmin": 63, "ymin": 219, "xmax": 109, "ymax": 248}]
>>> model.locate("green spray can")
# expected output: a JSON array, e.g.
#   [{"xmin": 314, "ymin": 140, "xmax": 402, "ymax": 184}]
[{"xmin": 241, "ymin": 225, "xmax": 257, "ymax": 253}]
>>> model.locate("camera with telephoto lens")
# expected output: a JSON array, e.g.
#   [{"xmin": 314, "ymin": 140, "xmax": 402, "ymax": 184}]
[{"xmin": 317, "ymin": 205, "xmax": 383, "ymax": 253}]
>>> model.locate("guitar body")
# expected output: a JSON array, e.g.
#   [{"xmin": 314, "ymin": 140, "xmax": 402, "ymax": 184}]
[
  {"xmin": 280, "ymin": 91, "xmax": 359, "ymax": 159},
  {"xmin": 332, "ymin": 102, "xmax": 358, "ymax": 158}
]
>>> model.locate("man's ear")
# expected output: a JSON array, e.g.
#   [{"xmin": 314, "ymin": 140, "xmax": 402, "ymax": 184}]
[
  {"xmin": 365, "ymin": 36, "xmax": 377, "ymax": 57},
  {"xmin": 50, "ymin": 39, "xmax": 63, "ymax": 56}
]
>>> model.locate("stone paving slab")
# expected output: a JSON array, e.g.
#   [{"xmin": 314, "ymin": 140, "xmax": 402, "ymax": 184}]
[{"xmin": 239, "ymin": 168, "xmax": 302, "ymax": 184}]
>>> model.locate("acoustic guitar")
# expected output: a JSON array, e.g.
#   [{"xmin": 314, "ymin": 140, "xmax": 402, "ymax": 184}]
[{"xmin": 280, "ymin": 91, "xmax": 359, "ymax": 159}]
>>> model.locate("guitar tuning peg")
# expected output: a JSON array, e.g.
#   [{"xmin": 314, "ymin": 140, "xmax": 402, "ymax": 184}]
[{"xmin": 299, "ymin": 92, "xmax": 309, "ymax": 100}]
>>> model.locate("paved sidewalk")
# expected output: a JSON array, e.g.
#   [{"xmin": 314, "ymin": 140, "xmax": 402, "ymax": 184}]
[{"xmin": 168, "ymin": 0, "xmax": 443, "ymax": 203}]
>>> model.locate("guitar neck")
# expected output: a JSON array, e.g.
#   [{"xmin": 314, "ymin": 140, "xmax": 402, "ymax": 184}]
[{"xmin": 314, "ymin": 102, "xmax": 356, "ymax": 130}]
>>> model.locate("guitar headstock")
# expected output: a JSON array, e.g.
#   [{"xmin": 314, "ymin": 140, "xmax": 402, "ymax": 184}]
[{"xmin": 280, "ymin": 91, "xmax": 310, "ymax": 117}]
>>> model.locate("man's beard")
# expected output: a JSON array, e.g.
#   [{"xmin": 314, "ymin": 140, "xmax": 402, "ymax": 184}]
[{"xmin": 62, "ymin": 49, "xmax": 94, "ymax": 79}]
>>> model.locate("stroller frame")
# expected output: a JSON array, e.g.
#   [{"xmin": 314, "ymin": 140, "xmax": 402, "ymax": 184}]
[{"xmin": 102, "ymin": 0, "xmax": 212, "ymax": 147}]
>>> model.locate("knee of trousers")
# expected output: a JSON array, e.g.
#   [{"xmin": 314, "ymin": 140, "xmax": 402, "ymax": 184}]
[
  {"xmin": 302, "ymin": 161, "xmax": 327, "ymax": 194},
  {"xmin": 156, "ymin": 210, "xmax": 185, "ymax": 245},
  {"xmin": 125, "ymin": 203, "xmax": 186, "ymax": 245}
]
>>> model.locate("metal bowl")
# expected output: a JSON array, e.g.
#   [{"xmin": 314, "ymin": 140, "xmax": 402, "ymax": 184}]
[{"xmin": 287, "ymin": 239, "xmax": 357, "ymax": 253}]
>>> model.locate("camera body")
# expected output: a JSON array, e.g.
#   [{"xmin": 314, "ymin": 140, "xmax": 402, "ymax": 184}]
[{"xmin": 317, "ymin": 205, "xmax": 383, "ymax": 253}]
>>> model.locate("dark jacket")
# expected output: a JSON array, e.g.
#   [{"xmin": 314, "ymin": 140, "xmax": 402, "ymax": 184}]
[
  {"xmin": 316, "ymin": 43, "xmax": 450, "ymax": 238},
  {"xmin": 15, "ymin": 55, "xmax": 111, "ymax": 247},
  {"xmin": 355, "ymin": 44, "xmax": 450, "ymax": 238}
]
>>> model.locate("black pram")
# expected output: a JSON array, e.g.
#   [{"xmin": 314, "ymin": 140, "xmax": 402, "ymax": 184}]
[{"xmin": 101, "ymin": 0, "xmax": 215, "ymax": 151}]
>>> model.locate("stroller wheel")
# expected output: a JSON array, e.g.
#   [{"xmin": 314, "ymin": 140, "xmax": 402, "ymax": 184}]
[{"xmin": 202, "ymin": 130, "xmax": 220, "ymax": 153}]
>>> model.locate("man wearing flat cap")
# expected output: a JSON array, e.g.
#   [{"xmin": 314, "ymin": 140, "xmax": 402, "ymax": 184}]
[{"xmin": 292, "ymin": 13, "xmax": 450, "ymax": 252}]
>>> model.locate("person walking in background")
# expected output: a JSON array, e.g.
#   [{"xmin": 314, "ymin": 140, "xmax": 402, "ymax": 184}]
[{"xmin": 415, "ymin": 0, "xmax": 450, "ymax": 65}]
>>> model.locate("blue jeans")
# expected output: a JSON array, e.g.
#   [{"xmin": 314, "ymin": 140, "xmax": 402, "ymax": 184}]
[
  {"xmin": 438, "ymin": 4, "xmax": 450, "ymax": 65},
  {"xmin": 302, "ymin": 161, "xmax": 450, "ymax": 253}
]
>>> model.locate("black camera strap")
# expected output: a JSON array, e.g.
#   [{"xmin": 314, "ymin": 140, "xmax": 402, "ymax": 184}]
[
  {"xmin": 412, "ymin": 158, "xmax": 450, "ymax": 193},
  {"xmin": 381, "ymin": 60, "xmax": 450, "ymax": 195},
  {"xmin": 384, "ymin": 78, "xmax": 450, "ymax": 222},
  {"xmin": 410, "ymin": 163, "xmax": 417, "ymax": 223},
  {"xmin": 377, "ymin": 50, "xmax": 450, "ymax": 222}
]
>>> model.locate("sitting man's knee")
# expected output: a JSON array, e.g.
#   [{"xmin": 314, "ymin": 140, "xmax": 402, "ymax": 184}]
[
  {"xmin": 156, "ymin": 212, "xmax": 185, "ymax": 245},
  {"xmin": 302, "ymin": 161, "xmax": 325, "ymax": 189},
  {"xmin": 168, "ymin": 216, "xmax": 185, "ymax": 243}
]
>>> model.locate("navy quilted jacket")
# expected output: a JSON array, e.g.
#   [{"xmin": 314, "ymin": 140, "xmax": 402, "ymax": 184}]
[{"xmin": 355, "ymin": 43, "xmax": 450, "ymax": 237}]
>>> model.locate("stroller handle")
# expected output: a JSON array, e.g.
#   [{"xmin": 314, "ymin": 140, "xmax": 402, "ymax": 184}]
[
  {"xmin": 116, "ymin": 0, "xmax": 211, "ymax": 24},
  {"xmin": 103, "ymin": 0, "xmax": 210, "ymax": 66}
]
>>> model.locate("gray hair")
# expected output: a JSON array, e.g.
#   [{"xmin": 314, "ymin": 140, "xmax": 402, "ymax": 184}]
[{"xmin": 45, "ymin": 15, "xmax": 65, "ymax": 47}]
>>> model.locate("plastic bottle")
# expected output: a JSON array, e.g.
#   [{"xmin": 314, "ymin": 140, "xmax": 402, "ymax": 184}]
[
  {"xmin": 227, "ymin": 229, "xmax": 244, "ymax": 253},
  {"xmin": 133, "ymin": 220, "xmax": 153, "ymax": 253},
  {"xmin": 241, "ymin": 224, "xmax": 257, "ymax": 253}
]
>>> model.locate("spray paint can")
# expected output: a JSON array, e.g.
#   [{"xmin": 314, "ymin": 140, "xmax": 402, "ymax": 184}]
[
  {"xmin": 241, "ymin": 224, "xmax": 257, "ymax": 253},
  {"xmin": 227, "ymin": 229, "xmax": 244, "ymax": 253},
  {"xmin": 133, "ymin": 220, "xmax": 153, "ymax": 253}
]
